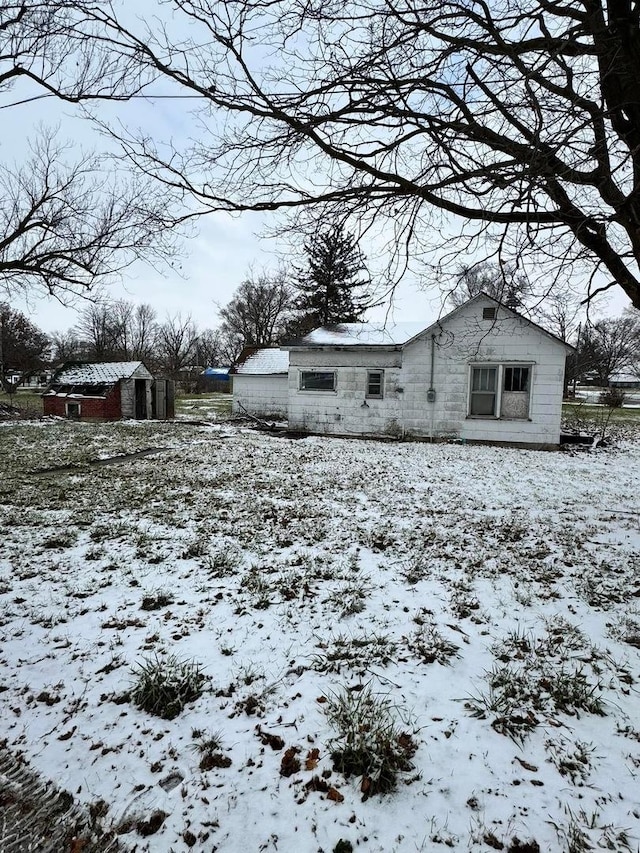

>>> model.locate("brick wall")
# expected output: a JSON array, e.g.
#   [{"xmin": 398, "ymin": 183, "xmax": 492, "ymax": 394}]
[{"xmin": 43, "ymin": 383, "xmax": 122, "ymax": 420}]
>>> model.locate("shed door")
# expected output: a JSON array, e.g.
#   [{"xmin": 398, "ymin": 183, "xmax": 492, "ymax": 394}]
[
  {"xmin": 152, "ymin": 380, "xmax": 166, "ymax": 419},
  {"xmin": 135, "ymin": 379, "xmax": 147, "ymax": 419},
  {"xmin": 151, "ymin": 380, "xmax": 175, "ymax": 419}
]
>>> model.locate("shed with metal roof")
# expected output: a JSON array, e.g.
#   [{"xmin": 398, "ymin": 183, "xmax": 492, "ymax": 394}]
[{"xmin": 43, "ymin": 362, "xmax": 174, "ymax": 421}]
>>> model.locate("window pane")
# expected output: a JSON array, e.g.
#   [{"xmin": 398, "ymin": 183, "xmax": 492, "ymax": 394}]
[
  {"xmin": 472, "ymin": 367, "xmax": 496, "ymax": 392},
  {"xmin": 470, "ymin": 393, "xmax": 496, "ymax": 415},
  {"xmin": 366, "ymin": 371, "xmax": 383, "ymax": 397},
  {"xmin": 504, "ymin": 366, "xmax": 529, "ymax": 392},
  {"xmin": 300, "ymin": 371, "xmax": 335, "ymax": 391}
]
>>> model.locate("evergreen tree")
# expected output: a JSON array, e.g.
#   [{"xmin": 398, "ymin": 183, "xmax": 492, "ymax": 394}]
[{"xmin": 291, "ymin": 223, "xmax": 372, "ymax": 334}]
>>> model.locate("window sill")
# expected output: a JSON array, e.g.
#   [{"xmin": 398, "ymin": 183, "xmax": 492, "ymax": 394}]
[{"xmin": 466, "ymin": 415, "xmax": 531, "ymax": 421}]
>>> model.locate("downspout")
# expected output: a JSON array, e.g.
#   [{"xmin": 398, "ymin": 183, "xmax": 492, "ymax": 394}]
[{"xmin": 428, "ymin": 334, "xmax": 437, "ymax": 442}]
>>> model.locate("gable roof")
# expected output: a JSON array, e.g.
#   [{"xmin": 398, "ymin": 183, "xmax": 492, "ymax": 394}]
[
  {"xmin": 284, "ymin": 294, "xmax": 574, "ymax": 351},
  {"xmin": 291, "ymin": 321, "xmax": 430, "ymax": 347},
  {"xmin": 231, "ymin": 347, "xmax": 289, "ymax": 376},
  {"xmin": 52, "ymin": 362, "xmax": 149, "ymax": 384}
]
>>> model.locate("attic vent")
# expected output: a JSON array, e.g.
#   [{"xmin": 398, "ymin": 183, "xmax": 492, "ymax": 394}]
[{"xmin": 483, "ymin": 307, "xmax": 496, "ymax": 320}]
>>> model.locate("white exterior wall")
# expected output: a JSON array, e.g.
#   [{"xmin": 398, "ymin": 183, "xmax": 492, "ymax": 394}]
[
  {"xmin": 287, "ymin": 298, "xmax": 568, "ymax": 446},
  {"xmin": 233, "ymin": 375, "xmax": 289, "ymax": 417},
  {"xmin": 287, "ymin": 349, "xmax": 404, "ymax": 436},
  {"xmin": 400, "ymin": 297, "xmax": 567, "ymax": 445}
]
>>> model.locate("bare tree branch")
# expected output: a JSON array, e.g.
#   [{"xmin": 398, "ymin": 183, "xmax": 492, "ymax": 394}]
[{"xmin": 76, "ymin": 0, "xmax": 640, "ymax": 307}]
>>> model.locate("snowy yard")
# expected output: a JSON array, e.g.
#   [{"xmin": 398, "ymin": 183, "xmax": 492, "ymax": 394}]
[{"xmin": 0, "ymin": 419, "xmax": 639, "ymax": 852}]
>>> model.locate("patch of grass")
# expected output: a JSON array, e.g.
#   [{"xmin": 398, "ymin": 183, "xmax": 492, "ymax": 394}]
[
  {"xmin": 327, "ymin": 577, "xmax": 372, "ymax": 617},
  {"xmin": 130, "ymin": 654, "xmax": 207, "ymax": 720},
  {"xmin": 406, "ymin": 624, "xmax": 460, "ymax": 665},
  {"xmin": 312, "ymin": 633, "xmax": 396, "ymax": 675},
  {"xmin": 550, "ymin": 806, "xmax": 636, "ymax": 853},
  {"xmin": 562, "ymin": 402, "xmax": 640, "ymax": 423},
  {"xmin": 398, "ymin": 557, "xmax": 431, "ymax": 585},
  {"xmin": 450, "ymin": 580, "xmax": 483, "ymax": 621},
  {"xmin": 545, "ymin": 737, "xmax": 596, "ymax": 785},
  {"xmin": 239, "ymin": 566, "xmax": 272, "ymax": 609},
  {"xmin": 191, "ymin": 729, "xmax": 232, "ymax": 770},
  {"xmin": 174, "ymin": 392, "xmax": 232, "ymax": 419},
  {"xmin": 42, "ymin": 530, "xmax": 78, "ymax": 549},
  {"xmin": 140, "ymin": 590, "xmax": 174, "ymax": 611},
  {"xmin": 324, "ymin": 683, "xmax": 417, "ymax": 797},
  {"xmin": 204, "ymin": 543, "xmax": 243, "ymax": 578},
  {"xmin": 467, "ymin": 660, "xmax": 605, "ymax": 742}
]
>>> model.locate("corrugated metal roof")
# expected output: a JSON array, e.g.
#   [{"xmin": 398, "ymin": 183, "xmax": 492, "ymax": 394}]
[
  {"xmin": 235, "ymin": 348, "xmax": 289, "ymax": 375},
  {"xmin": 290, "ymin": 321, "xmax": 432, "ymax": 347},
  {"xmin": 53, "ymin": 362, "xmax": 148, "ymax": 384}
]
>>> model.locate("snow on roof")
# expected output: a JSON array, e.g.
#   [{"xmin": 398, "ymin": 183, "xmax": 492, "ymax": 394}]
[
  {"xmin": 610, "ymin": 372, "xmax": 640, "ymax": 384},
  {"xmin": 234, "ymin": 348, "xmax": 289, "ymax": 375},
  {"xmin": 53, "ymin": 362, "xmax": 147, "ymax": 384},
  {"xmin": 290, "ymin": 321, "xmax": 433, "ymax": 347}
]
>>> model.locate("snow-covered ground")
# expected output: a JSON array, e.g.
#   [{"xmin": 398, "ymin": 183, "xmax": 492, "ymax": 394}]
[{"xmin": 0, "ymin": 420, "xmax": 639, "ymax": 853}]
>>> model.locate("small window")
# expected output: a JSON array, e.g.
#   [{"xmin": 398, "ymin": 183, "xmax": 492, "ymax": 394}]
[
  {"xmin": 483, "ymin": 306, "xmax": 497, "ymax": 320},
  {"xmin": 366, "ymin": 370, "xmax": 384, "ymax": 399},
  {"xmin": 470, "ymin": 366, "xmax": 497, "ymax": 416},
  {"xmin": 299, "ymin": 370, "xmax": 336, "ymax": 391},
  {"xmin": 504, "ymin": 366, "xmax": 529, "ymax": 393},
  {"xmin": 66, "ymin": 402, "xmax": 81, "ymax": 419}
]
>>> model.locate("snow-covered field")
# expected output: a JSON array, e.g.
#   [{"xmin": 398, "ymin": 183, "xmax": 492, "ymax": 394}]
[{"xmin": 1, "ymin": 419, "xmax": 639, "ymax": 853}]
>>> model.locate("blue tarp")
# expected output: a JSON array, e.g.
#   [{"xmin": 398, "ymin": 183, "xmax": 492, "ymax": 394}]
[{"xmin": 201, "ymin": 367, "xmax": 230, "ymax": 381}]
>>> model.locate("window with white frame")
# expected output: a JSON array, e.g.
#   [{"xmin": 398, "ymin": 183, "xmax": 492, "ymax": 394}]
[
  {"xmin": 469, "ymin": 364, "xmax": 532, "ymax": 419},
  {"xmin": 299, "ymin": 370, "xmax": 336, "ymax": 391},
  {"xmin": 366, "ymin": 370, "xmax": 384, "ymax": 399},
  {"xmin": 470, "ymin": 366, "xmax": 498, "ymax": 415},
  {"xmin": 66, "ymin": 402, "xmax": 81, "ymax": 418}
]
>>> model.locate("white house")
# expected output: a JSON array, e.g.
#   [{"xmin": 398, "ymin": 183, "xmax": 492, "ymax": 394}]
[
  {"xmin": 231, "ymin": 347, "xmax": 289, "ymax": 418},
  {"xmin": 283, "ymin": 294, "xmax": 572, "ymax": 448}
]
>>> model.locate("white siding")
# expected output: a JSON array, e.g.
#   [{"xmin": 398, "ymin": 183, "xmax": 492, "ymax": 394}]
[
  {"xmin": 288, "ymin": 349, "xmax": 404, "ymax": 436},
  {"xmin": 287, "ymin": 298, "xmax": 568, "ymax": 446},
  {"xmin": 233, "ymin": 375, "xmax": 289, "ymax": 418},
  {"xmin": 399, "ymin": 298, "xmax": 567, "ymax": 445}
]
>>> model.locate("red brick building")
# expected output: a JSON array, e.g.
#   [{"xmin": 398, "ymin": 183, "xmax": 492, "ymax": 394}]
[{"xmin": 43, "ymin": 362, "xmax": 174, "ymax": 421}]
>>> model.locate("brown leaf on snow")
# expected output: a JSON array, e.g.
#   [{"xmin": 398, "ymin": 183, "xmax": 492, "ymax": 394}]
[
  {"xmin": 305, "ymin": 775, "xmax": 329, "ymax": 793},
  {"xmin": 327, "ymin": 787, "xmax": 344, "ymax": 803},
  {"xmin": 280, "ymin": 746, "xmax": 301, "ymax": 777},
  {"xmin": 256, "ymin": 726, "xmax": 285, "ymax": 751},
  {"xmin": 305, "ymin": 748, "xmax": 320, "ymax": 770}
]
